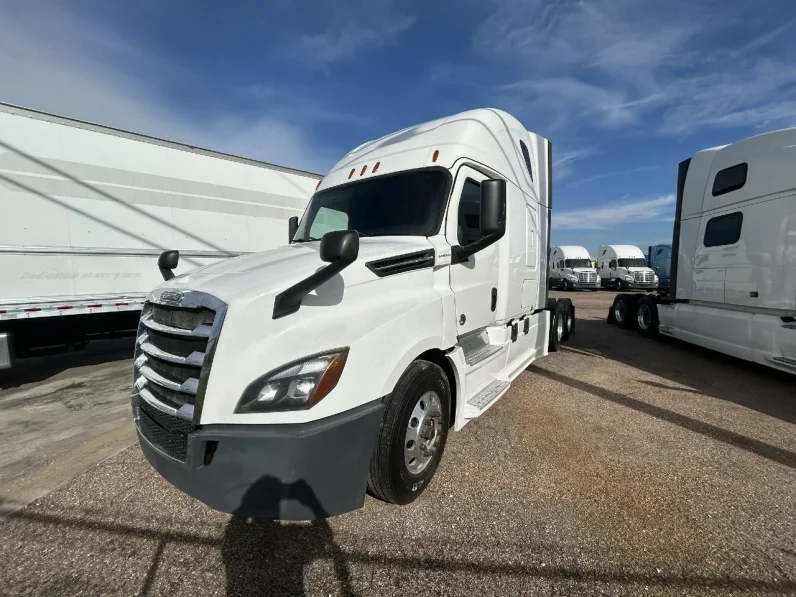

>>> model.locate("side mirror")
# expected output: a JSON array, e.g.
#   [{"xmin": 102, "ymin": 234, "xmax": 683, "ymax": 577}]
[
  {"xmin": 272, "ymin": 230, "xmax": 360, "ymax": 319},
  {"xmin": 288, "ymin": 216, "xmax": 299, "ymax": 244},
  {"xmin": 320, "ymin": 230, "xmax": 359, "ymax": 264},
  {"xmin": 480, "ymin": 179, "xmax": 506, "ymax": 236},
  {"xmin": 158, "ymin": 250, "xmax": 179, "ymax": 281}
]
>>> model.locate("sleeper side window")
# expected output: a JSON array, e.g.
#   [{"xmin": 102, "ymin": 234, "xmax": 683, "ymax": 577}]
[
  {"xmin": 712, "ymin": 163, "xmax": 748, "ymax": 196},
  {"xmin": 519, "ymin": 141, "xmax": 534, "ymax": 181},
  {"xmin": 704, "ymin": 212, "xmax": 743, "ymax": 247},
  {"xmin": 457, "ymin": 179, "xmax": 483, "ymax": 246}
]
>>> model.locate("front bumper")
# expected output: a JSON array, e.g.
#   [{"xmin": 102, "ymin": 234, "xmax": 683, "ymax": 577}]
[
  {"xmin": 624, "ymin": 281, "xmax": 658, "ymax": 289},
  {"xmin": 572, "ymin": 281, "xmax": 601, "ymax": 288},
  {"xmin": 136, "ymin": 398, "xmax": 384, "ymax": 520}
]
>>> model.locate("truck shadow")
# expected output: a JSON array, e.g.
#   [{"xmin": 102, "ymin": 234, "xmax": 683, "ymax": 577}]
[
  {"xmin": 562, "ymin": 317, "xmax": 796, "ymax": 426},
  {"xmin": 221, "ymin": 476, "xmax": 357, "ymax": 597},
  {"xmin": 0, "ymin": 337, "xmax": 135, "ymax": 390}
]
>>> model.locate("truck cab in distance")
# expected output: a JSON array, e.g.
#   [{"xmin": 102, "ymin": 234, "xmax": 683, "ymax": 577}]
[
  {"xmin": 610, "ymin": 127, "xmax": 796, "ymax": 374},
  {"xmin": 598, "ymin": 245, "xmax": 658, "ymax": 291},
  {"xmin": 549, "ymin": 246, "xmax": 600, "ymax": 290},
  {"xmin": 131, "ymin": 109, "xmax": 565, "ymax": 520}
]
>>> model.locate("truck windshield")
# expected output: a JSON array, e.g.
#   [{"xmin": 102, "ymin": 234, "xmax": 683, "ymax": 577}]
[
  {"xmin": 565, "ymin": 259, "xmax": 591, "ymax": 268},
  {"xmin": 618, "ymin": 258, "xmax": 647, "ymax": 267},
  {"xmin": 294, "ymin": 170, "xmax": 450, "ymax": 241}
]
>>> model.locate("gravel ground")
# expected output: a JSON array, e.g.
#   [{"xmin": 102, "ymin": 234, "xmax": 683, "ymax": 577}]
[{"xmin": 1, "ymin": 290, "xmax": 794, "ymax": 596}]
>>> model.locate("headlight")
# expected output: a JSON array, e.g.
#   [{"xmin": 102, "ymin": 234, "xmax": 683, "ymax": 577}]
[
  {"xmin": 624, "ymin": 275, "xmax": 634, "ymax": 281},
  {"xmin": 566, "ymin": 274, "xmax": 578, "ymax": 281},
  {"xmin": 236, "ymin": 349, "xmax": 348, "ymax": 413},
  {"xmin": 654, "ymin": 275, "xmax": 659, "ymax": 282}
]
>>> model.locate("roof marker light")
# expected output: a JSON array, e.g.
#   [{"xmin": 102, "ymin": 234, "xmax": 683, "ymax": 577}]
[
  {"xmin": 316, "ymin": 179, "xmax": 322, "ymax": 190},
  {"xmin": 349, "ymin": 168, "xmax": 355, "ymax": 179},
  {"xmin": 432, "ymin": 150, "xmax": 439, "ymax": 162},
  {"xmin": 360, "ymin": 165, "xmax": 367, "ymax": 176},
  {"xmin": 373, "ymin": 162, "xmax": 380, "ymax": 173}
]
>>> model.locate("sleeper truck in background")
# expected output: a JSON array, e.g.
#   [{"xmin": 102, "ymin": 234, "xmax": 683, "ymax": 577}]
[
  {"xmin": 549, "ymin": 245, "xmax": 601, "ymax": 290},
  {"xmin": 609, "ymin": 128, "xmax": 796, "ymax": 375},
  {"xmin": 647, "ymin": 244, "xmax": 672, "ymax": 292},
  {"xmin": 131, "ymin": 108, "xmax": 575, "ymax": 520},
  {"xmin": 0, "ymin": 102, "xmax": 320, "ymax": 370}
]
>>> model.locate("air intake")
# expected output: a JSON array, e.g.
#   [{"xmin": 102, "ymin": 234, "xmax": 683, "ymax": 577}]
[{"xmin": 366, "ymin": 249, "xmax": 435, "ymax": 277}]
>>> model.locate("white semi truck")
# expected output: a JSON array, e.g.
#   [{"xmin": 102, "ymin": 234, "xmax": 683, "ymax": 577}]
[
  {"xmin": 131, "ymin": 108, "xmax": 575, "ymax": 520},
  {"xmin": 609, "ymin": 127, "xmax": 796, "ymax": 375},
  {"xmin": 549, "ymin": 245, "xmax": 601, "ymax": 290},
  {"xmin": 597, "ymin": 245, "xmax": 658, "ymax": 291},
  {"xmin": 0, "ymin": 102, "xmax": 320, "ymax": 369}
]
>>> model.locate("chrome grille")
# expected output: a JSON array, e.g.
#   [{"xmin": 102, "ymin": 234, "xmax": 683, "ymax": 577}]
[
  {"xmin": 578, "ymin": 272, "xmax": 597, "ymax": 283},
  {"xmin": 634, "ymin": 271, "xmax": 654, "ymax": 283},
  {"xmin": 132, "ymin": 290, "xmax": 226, "ymax": 462}
]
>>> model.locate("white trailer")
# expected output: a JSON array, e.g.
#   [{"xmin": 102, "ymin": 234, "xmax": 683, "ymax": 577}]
[
  {"xmin": 549, "ymin": 245, "xmax": 600, "ymax": 290},
  {"xmin": 609, "ymin": 127, "xmax": 796, "ymax": 374},
  {"xmin": 0, "ymin": 102, "xmax": 320, "ymax": 369},
  {"xmin": 130, "ymin": 108, "xmax": 576, "ymax": 520},
  {"xmin": 597, "ymin": 244, "xmax": 658, "ymax": 291}
]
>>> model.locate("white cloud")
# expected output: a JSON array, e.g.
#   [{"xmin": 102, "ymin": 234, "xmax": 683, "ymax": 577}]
[
  {"xmin": 477, "ymin": 0, "xmax": 796, "ymax": 136},
  {"xmin": 552, "ymin": 194, "xmax": 675, "ymax": 230},
  {"xmin": 0, "ymin": 2, "xmax": 337, "ymax": 173},
  {"xmin": 553, "ymin": 147, "xmax": 597, "ymax": 180},
  {"xmin": 291, "ymin": 16, "xmax": 415, "ymax": 70},
  {"xmin": 568, "ymin": 165, "xmax": 659, "ymax": 187}
]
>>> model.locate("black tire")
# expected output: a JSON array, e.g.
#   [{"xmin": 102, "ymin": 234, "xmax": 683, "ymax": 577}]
[
  {"xmin": 564, "ymin": 280, "xmax": 572, "ymax": 292},
  {"xmin": 615, "ymin": 278, "xmax": 624, "ymax": 292},
  {"xmin": 548, "ymin": 302, "xmax": 564, "ymax": 351},
  {"xmin": 367, "ymin": 360, "xmax": 451, "ymax": 505},
  {"xmin": 612, "ymin": 294, "xmax": 639, "ymax": 329},
  {"xmin": 635, "ymin": 296, "xmax": 660, "ymax": 338}
]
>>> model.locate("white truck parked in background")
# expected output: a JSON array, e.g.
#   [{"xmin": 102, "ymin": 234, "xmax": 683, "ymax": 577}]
[
  {"xmin": 609, "ymin": 127, "xmax": 796, "ymax": 375},
  {"xmin": 598, "ymin": 245, "xmax": 658, "ymax": 291},
  {"xmin": 0, "ymin": 102, "xmax": 319, "ymax": 369},
  {"xmin": 131, "ymin": 108, "xmax": 576, "ymax": 520},
  {"xmin": 549, "ymin": 245, "xmax": 601, "ymax": 290}
]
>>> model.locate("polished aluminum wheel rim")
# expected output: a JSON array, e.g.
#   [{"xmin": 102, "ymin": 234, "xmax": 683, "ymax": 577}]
[
  {"xmin": 557, "ymin": 315, "xmax": 564, "ymax": 341},
  {"xmin": 615, "ymin": 301, "xmax": 626, "ymax": 323},
  {"xmin": 637, "ymin": 303, "xmax": 651, "ymax": 330},
  {"xmin": 404, "ymin": 391, "xmax": 443, "ymax": 475}
]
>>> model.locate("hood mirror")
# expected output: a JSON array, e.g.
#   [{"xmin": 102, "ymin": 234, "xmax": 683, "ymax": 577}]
[{"xmin": 158, "ymin": 250, "xmax": 179, "ymax": 281}]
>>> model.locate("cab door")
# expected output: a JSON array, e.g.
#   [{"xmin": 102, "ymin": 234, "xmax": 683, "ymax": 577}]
[{"xmin": 446, "ymin": 166, "xmax": 499, "ymax": 336}]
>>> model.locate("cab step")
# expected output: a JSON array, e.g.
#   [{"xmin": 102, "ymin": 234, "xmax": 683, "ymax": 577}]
[
  {"xmin": 466, "ymin": 378, "xmax": 510, "ymax": 413},
  {"xmin": 464, "ymin": 343, "xmax": 504, "ymax": 367}
]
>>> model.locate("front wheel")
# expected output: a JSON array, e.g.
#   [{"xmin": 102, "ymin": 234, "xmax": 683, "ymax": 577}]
[
  {"xmin": 615, "ymin": 279, "xmax": 624, "ymax": 292},
  {"xmin": 367, "ymin": 360, "xmax": 451, "ymax": 505}
]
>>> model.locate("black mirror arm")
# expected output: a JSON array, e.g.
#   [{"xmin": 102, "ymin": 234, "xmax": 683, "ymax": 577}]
[
  {"xmin": 159, "ymin": 267, "xmax": 175, "ymax": 281},
  {"xmin": 451, "ymin": 230, "xmax": 505, "ymax": 264},
  {"xmin": 272, "ymin": 254, "xmax": 356, "ymax": 319}
]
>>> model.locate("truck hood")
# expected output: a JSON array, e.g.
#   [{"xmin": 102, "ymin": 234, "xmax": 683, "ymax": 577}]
[
  {"xmin": 626, "ymin": 267, "xmax": 655, "ymax": 274},
  {"xmin": 161, "ymin": 236, "xmax": 433, "ymax": 303},
  {"xmin": 572, "ymin": 268, "xmax": 597, "ymax": 274}
]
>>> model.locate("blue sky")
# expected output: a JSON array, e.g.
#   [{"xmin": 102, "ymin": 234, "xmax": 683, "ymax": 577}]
[{"xmin": 1, "ymin": 0, "xmax": 794, "ymax": 256}]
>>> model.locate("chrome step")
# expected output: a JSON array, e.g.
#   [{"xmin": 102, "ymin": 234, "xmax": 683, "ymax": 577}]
[
  {"xmin": 467, "ymin": 378, "xmax": 510, "ymax": 411},
  {"xmin": 464, "ymin": 344, "xmax": 504, "ymax": 367}
]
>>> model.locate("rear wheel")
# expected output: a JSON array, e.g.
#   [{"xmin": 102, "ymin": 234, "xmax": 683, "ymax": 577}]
[
  {"xmin": 549, "ymin": 302, "xmax": 565, "ymax": 351},
  {"xmin": 635, "ymin": 297, "xmax": 659, "ymax": 338},
  {"xmin": 561, "ymin": 299, "xmax": 575, "ymax": 340},
  {"xmin": 612, "ymin": 294, "xmax": 639, "ymax": 329},
  {"xmin": 368, "ymin": 360, "xmax": 451, "ymax": 505}
]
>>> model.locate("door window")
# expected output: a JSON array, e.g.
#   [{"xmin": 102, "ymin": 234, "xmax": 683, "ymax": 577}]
[
  {"xmin": 457, "ymin": 179, "xmax": 483, "ymax": 246},
  {"xmin": 610, "ymin": 259, "xmax": 617, "ymax": 269}
]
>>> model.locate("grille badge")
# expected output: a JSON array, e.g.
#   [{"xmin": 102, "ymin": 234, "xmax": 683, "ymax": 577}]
[{"xmin": 160, "ymin": 290, "xmax": 183, "ymax": 303}]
